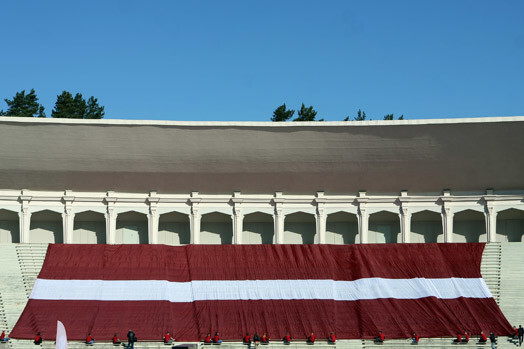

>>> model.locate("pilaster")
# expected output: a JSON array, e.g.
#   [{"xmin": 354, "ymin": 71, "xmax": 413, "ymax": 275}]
[
  {"xmin": 273, "ymin": 192, "xmax": 285, "ymax": 244},
  {"xmin": 105, "ymin": 193, "xmax": 117, "ymax": 244},
  {"xmin": 400, "ymin": 206, "xmax": 411, "ymax": 243},
  {"xmin": 315, "ymin": 192, "xmax": 327, "ymax": 244},
  {"xmin": 357, "ymin": 192, "xmax": 369, "ymax": 244},
  {"xmin": 147, "ymin": 192, "xmax": 160, "ymax": 244},
  {"xmin": 18, "ymin": 193, "xmax": 32, "ymax": 243},
  {"xmin": 190, "ymin": 192, "xmax": 201, "ymax": 244},
  {"xmin": 62, "ymin": 192, "xmax": 75, "ymax": 244},
  {"xmin": 485, "ymin": 202, "xmax": 497, "ymax": 243},
  {"xmin": 232, "ymin": 206, "xmax": 243, "ymax": 244},
  {"xmin": 441, "ymin": 204, "xmax": 454, "ymax": 243}
]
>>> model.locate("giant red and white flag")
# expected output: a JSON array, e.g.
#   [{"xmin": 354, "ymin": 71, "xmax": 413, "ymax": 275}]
[{"xmin": 11, "ymin": 243, "xmax": 511, "ymax": 341}]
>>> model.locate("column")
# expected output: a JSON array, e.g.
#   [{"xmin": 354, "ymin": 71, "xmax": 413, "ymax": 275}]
[
  {"xmin": 232, "ymin": 207, "xmax": 243, "ymax": 244},
  {"xmin": 441, "ymin": 205, "xmax": 454, "ymax": 243},
  {"xmin": 105, "ymin": 206, "xmax": 117, "ymax": 244},
  {"xmin": 147, "ymin": 193, "xmax": 160, "ymax": 244},
  {"xmin": 148, "ymin": 207, "xmax": 159, "ymax": 244},
  {"xmin": 190, "ymin": 206, "xmax": 201, "ymax": 244},
  {"xmin": 62, "ymin": 207, "xmax": 75, "ymax": 244},
  {"xmin": 358, "ymin": 204, "xmax": 368, "ymax": 244},
  {"xmin": 315, "ymin": 206, "xmax": 326, "ymax": 244},
  {"xmin": 273, "ymin": 207, "xmax": 284, "ymax": 244},
  {"xmin": 485, "ymin": 203, "xmax": 497, "ymax": 243},
  {"xmin": 400, "ymin": 206, "xmax": 411, "ymax": 243},
  {"xmin": 18, "ymin": 205, "xmax": 31, "ymax": 243}
]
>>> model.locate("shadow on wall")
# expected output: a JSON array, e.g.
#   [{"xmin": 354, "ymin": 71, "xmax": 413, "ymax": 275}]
[
  {"xmin": 243, "ymin": 212, "xmax": 274, "ymax": 244},
  {"xmin": 116, "ymin": 211, "xmax": 148, "ymax": 244},
  {"xmin": 368, "ymin": 211, "xmax": 400, "ymax": 243},
  {"xmin": 73, "ymin": 211, "xmax": 106, "ymax": 244},
  {"xmin": 326, "ymin": 211, "xmax": 358, "ymax": 244},
  {"xmin": 158, "ymin": 211, "xmax": 190, "ymax": 245},
  {"xmin": 497, "ymin": 209, "xmax": 524, "ymax": 242},
  {"xmin": 284, "ymin": 212, "xmax": 316, "ymax": 244},
  {"xmin": 201, "ymin": 212, "xmax": 233, "ymax": 244},
  {"xmin": 0, "ymin": 209, "xmax": 20, "ymax": 243},
  {"xmin": 29, "ymin": 210, "xmax": 63, "ymax": 243},
  {"xmin": 453, "ymin": 209, "xmax": 485, "ymax": 243},
  {"xmin": 411, "ymin": 210, "xmax": 443, "ymax": 243}
]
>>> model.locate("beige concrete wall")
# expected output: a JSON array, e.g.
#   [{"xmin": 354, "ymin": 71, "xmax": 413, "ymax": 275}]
[
  {"xmin": 496, "ymin": 209, "xmax": 524, "ymax": 242},
  {"xmin": 73, "ymin": 221, "xmax": 106, "ymax": 244},
  {"xmin": 200, "ymin": 222, "xmax": 233, "ymax": 244},
  {"xmin": 158, "ymin": 222, "xmax": 190, "ymax": 245},
  {"xmin": 284, "ymin": 222, "xmax": 316, "ymax": 244},
  {"xmin": 452, "ymin": 209, "xmax": 486, "ymax": 242},
  {"xmin": 243, "ymin": 222, "xmax": 274, "ymax": 244},
  {"xmin": 0, "ymin": 221, "xmax": 19, "ymax": 243},
  {"xmin": 411, "ymin": 221, "xmax": 444, "ymax": 243},
  {"xmin": 29, "ymin": 221, "xmax": 62, "ymax": 243},
  {"xmin": 368, "ymin": 211, "xmax": 400, "ymax": 243},
  {"xmin": 326, "ymin": 221, "xmax": 358, "ymax": 244}
]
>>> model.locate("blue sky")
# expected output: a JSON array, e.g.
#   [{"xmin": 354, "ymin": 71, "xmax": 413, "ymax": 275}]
[{"xmin": 1, "ymin": 0, "xmax": 523, "ymax": 121}]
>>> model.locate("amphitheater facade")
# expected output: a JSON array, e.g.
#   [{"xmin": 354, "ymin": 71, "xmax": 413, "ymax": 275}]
[
  {"xmin": 1, "ymin": 116, "xmax": 524, "ymax": 348},
  {"xmin": 0, "ymin": 116, "xmax": 523, "ymax": 246}
]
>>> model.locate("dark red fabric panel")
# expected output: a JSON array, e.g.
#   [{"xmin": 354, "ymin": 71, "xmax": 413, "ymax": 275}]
[
  {"xmin": 12, "ymin": 243, "xmax": 512, "ymax": 341},
  {"xmin": 38, "ymin": 243, "xmax": 484, "ymax": 281},
  {"xmin": 11, "ymin": 298, "xmax": 511, "ymax": 341},
  {"xmin": 38, "ymin": 244, "xmax": 191, "ymax": 281}
]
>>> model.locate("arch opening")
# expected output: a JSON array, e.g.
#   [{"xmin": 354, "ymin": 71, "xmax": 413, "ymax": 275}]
[
  {"xmin": 242, "ymin": 212, "xmax": 274, "ymax": 244},
  {"xmin": 73, "ymin": 211, "xmax": 106, "ymax": 244},
  {"xmin": 411, "ymin": 210, "xmax": 443, "ymax": 243},
  {"xmin": 201, "ymin": 212, "xmax": 233, "ymax": 244},
  {"xmin": 0, "ymin": 209, "xmax": 20, "ymax": 243},
  {"xmin": 368, "ymin": 210, "xmax": 400, "ymax": 243},
  {"xmin": 453, "ymin": 209, "xmax": 486, "ymax": 242},
  {"xmin": 284, "ymin": 212, "xmax": 316, "ymax": 244},
  {"xmin": 116, "ymin": 211, "xmax": 148, "ymax": 244},
  {"xmin": 30, "ymin": 210, "xmax": 63, "ymax": 243},
  {"xmin": 326, "ymin": 211, "xmax": 358, "ymax": 244},
  {"xmin": 159, "ymin": 211, "xmax": 190, "ymax": 245},
  {"xmin": 496, "ymin": 208, "xmax": 524, "ymax": 242}
]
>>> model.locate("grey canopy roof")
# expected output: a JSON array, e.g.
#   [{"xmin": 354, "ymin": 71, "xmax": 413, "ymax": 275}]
[{"xmin": 0, "ymin": 117, "xmax": 523, "ymax": 194}]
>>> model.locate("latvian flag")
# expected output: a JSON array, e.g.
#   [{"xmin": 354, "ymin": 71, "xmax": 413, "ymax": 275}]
[{"xmin": 11, "ymin": 243, "xmax": 511, "ymax": 341}]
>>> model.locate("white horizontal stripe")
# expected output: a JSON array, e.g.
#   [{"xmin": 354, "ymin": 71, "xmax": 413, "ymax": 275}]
[{"xmin": 30, "ymin": 278, "xmax": 493, "ymax": 302}]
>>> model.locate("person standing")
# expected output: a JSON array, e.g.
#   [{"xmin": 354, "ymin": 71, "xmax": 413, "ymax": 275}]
[
  {"xmin": 127, "ymin": 329, "xmax": 136, "ymax": 349},
  {"xmin": 518, "ymin": 325, "xmax": 523, "ymax": 346},
  {"xmin": 489, "ymin": 331, "xmax": 496, "ymax": 349}
]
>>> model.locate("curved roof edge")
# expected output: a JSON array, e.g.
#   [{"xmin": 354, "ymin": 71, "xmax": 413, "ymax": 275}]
[{"xmin": 1, "ymin": 115, "xmax": 524, "ymax": 127}]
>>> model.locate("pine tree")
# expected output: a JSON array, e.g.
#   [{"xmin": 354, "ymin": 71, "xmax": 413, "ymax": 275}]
[
  {"xmin": 0, "ymin": 89, "xmax": 46, "ymax": 117},
  {"xmin": 85, "ymin": 97, "xmax": 105, "ymax": 119},
  {"xmin": 293, "ymin": 103, "xmax": 317, "ymax": 121},
  {"xmin": 271, "ymin": 104, "xmax": 294, "ymax": 122},
  {"xmin": 384, "ymin": 114, "xmax": 404, "ymax": 120},
  {"xmin": 354, "ymin": 109, "xmax": 367, "ymax": 121},
  {"xmin": 52, "ymin": 91, "xmax": 104, "ymax": 119}
]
